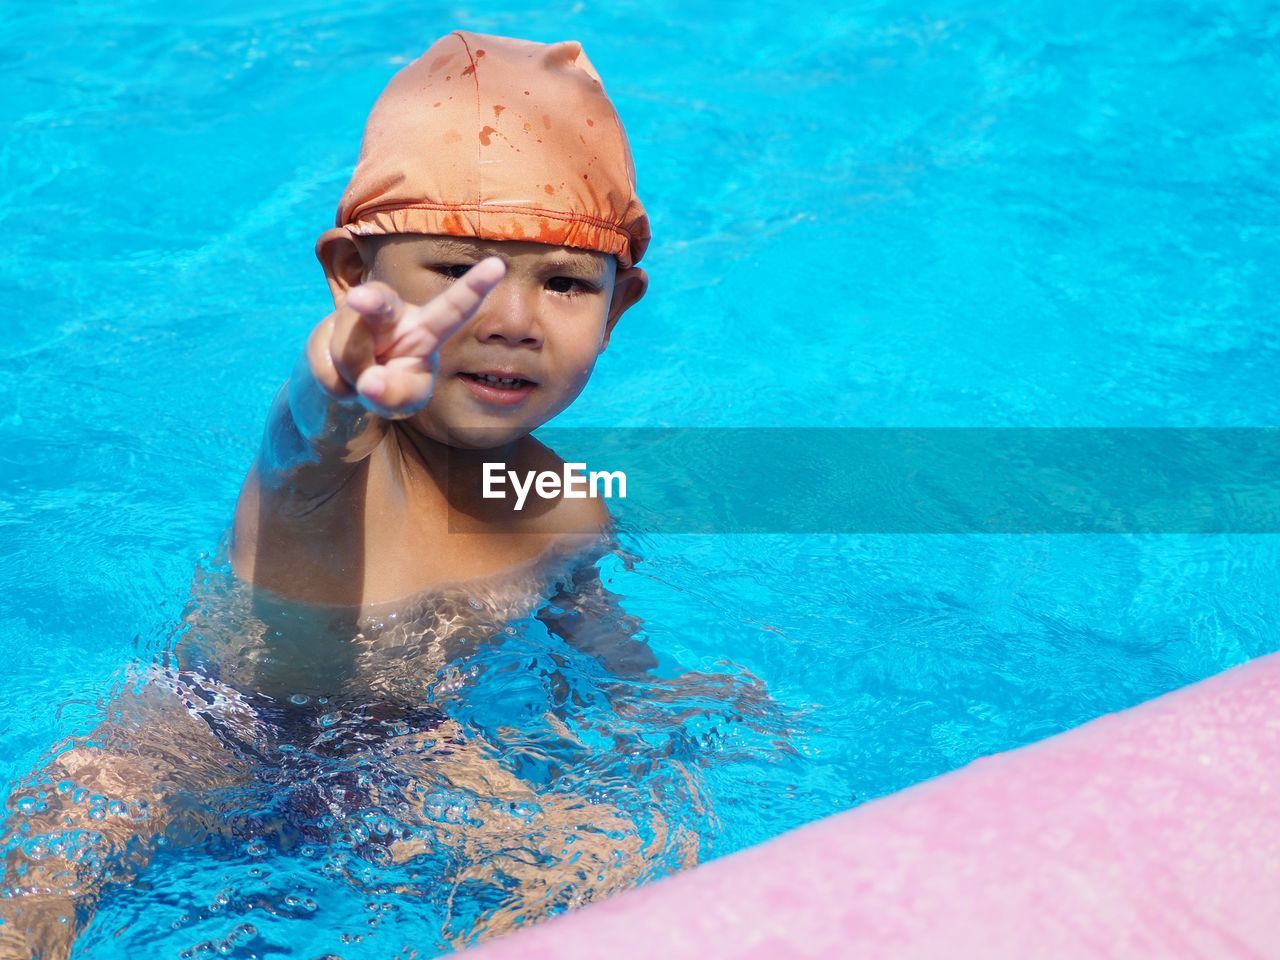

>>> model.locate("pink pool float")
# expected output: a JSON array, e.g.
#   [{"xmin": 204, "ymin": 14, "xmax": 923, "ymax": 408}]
[{"xmin": 463, "ymin": 651, "xmax": 1280, "ymax": 959}]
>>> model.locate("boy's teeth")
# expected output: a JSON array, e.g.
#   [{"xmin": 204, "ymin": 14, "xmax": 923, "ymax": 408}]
[{"xmin": 475, "ymin": 374, "xmax": 523, "ymax": 386}]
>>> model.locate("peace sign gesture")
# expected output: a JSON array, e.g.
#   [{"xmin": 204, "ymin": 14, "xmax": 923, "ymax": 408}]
[{"xmin": 308, "ymin": 256, "xmax": 507, "ymax": 418}]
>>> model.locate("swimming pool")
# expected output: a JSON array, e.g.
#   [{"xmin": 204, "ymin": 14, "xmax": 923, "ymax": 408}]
[{"xmin": 2, "ymin": 0, "xmax": 1278, "ymax": 956}]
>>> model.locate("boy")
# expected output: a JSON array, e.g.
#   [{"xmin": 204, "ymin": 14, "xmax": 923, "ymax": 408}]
[
  {"xmin": 0, "ymin": 30, "xmax": 671, "ymax": 958},
  {"xmin": 233, "ymin": 29, "xmax": 649, "ymax": 612}
]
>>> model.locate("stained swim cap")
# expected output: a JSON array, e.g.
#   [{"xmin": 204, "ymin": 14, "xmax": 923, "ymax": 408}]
[{"xmin": 327, "ymin": 31, "xmax": 649, "ymax": 268}]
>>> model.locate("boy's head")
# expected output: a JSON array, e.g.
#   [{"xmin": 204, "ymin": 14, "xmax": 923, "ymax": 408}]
[{"xmin": 316, "ymin": 31, "xmax": 649, "ymax": 448}]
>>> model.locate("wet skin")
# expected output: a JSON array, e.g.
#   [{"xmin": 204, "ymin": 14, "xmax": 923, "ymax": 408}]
[
  {"xmin": 231, "ymin": 233, "xmax": 647, "ymax": 611},
  {"xmin": 0, "ymin": 236, "xmax": 662, "ymax": 958},
  {"xmin": 1, "ymin": 235, "xmax": 785, "ymax": 957}
]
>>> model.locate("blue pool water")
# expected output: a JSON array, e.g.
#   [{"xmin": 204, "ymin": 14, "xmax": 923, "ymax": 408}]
[{"xmin": 2, "ymin": 0, "xmax": 1279, "ymax": 956}]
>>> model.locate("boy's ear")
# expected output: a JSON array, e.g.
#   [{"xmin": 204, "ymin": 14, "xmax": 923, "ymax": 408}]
[
  {"xmin": 315, "ymin": 227, "xmax": 373, "ymax": 307},
  {"xmin": 601, "ymin": 265, "xmax": 648, "ymax": 352}
]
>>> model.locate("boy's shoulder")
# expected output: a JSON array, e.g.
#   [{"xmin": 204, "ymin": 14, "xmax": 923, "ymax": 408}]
[
  {"xmin": 500, "ymin": 434, "xmax": 614, "ymax": 536},
  {"xmin": 384, "ymin": 429, "xmax": 612, "ymax": 537}
]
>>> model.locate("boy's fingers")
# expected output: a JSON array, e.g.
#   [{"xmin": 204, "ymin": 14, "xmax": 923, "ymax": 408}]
[
  {"xmin": 328, "ymin": 303, "xmax": 378, "ymax": 390},
  {"xmin": 306, "ymin": 314, "xmax": 355, "ymax": 398},
  {"xmin": 344, "ymin": 281, "xmax": 405, "ymax": 332},
  {"xmin": 329, "ymin": 282, "xmax": 411, "ymax": 389},
  {"xmin": 355, "ymin": 355, "xmax": 436, "ymax": 418},
  {"xmin": 384, "ymin": 257, "xmax": 507, "ymax": 358},
  {"xmin": 334, "ymin": 259, "xmax": 504, "ymax": 408}
]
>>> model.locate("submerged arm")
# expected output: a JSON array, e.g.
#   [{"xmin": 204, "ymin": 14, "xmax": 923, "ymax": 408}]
[{"xmin": 538, "ymin": 562, "xmax": 658, "ymax": 679}]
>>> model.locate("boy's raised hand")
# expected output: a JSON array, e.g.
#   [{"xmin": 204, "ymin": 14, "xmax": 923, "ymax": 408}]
[{"xmin": 308, "ymin": 256, "xmax": 507, "ymax": 418}]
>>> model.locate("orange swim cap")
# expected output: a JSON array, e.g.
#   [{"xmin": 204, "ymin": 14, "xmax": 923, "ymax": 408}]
[{"xmin": 330, "ymin": 31, "xmax": 649, "ymax": 268}]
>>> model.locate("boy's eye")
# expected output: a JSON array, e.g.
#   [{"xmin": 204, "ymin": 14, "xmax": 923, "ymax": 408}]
[
  {"xmin": 547, "ymin": 276, "xmax": 592, "ymax": 295},
  {"xmin": 433, "ymin": 265, "xmax": 596, "ymax": 295}
]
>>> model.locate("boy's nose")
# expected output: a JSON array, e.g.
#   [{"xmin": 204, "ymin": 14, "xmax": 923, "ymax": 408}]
[{"xmin": 469, "ymin": 280, "xmax": 543, "ymax": 348}]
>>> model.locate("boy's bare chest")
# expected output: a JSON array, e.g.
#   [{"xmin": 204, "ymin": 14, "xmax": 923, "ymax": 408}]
[
  {"xmin": 312, "ymin": 468, "xmax": 547, "ymax": 609},
  {"xmin": 236, "ymin": 436, "xmax": 598, "ymax": 611},
  {"xmin": 329, "ymin": 444, "xmax": 566, "ymax": 609}
]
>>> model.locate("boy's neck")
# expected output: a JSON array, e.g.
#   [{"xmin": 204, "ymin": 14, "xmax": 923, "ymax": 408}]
[{"xmin": 394, "ymin": 423, "xmax": 526, "ymax": 510}]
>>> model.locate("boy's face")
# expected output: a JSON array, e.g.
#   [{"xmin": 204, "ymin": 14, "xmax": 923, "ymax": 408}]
[{"xmin": 346, "ymin": 234, "xmax": 646, "ymax": 449}]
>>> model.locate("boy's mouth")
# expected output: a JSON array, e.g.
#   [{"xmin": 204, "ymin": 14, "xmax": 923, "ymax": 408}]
[{"xmin": 458, "ymin": 370, "xmax": 538, "ymax": 406}]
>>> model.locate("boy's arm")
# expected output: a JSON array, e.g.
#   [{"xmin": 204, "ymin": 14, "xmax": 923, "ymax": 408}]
[
  {"xmin": 253, "ymin": 333, "xmax": 385, "ymax": 516},
  {"xmin": 232, "ymin": 263, "xmax": 501, "ymax": 593},
  {"xmin": 231, "ymin": 261, "xmax": 506, "ymax": 573},
  {"xmin": 251, "ymin": 263, "xmax": 502, "ymax": 507},
  {"xmin": 538, "ymin": 563, "xmax": 658, "ymax": 678}
]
